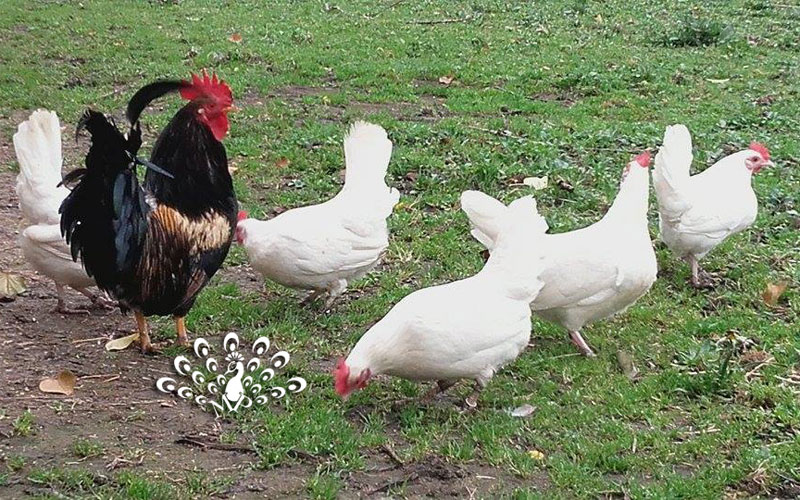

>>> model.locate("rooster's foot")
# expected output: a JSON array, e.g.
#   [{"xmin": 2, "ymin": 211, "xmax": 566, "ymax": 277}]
[
  {"xmin": 174, "ymin": 317, "xmax": 191, "ymax": 348},
  {"xmin": 139, "ymin": 342, "xmax": 160, "ymax": 355}
]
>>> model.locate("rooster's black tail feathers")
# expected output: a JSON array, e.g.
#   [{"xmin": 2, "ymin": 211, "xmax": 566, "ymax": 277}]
[
  {"xmin": 59, "ymin": 110, "xmax": 149, "ymax": 291},
  {"xmin": 126, "ymin": 80, "xmax": 187, "ymax": 125}
]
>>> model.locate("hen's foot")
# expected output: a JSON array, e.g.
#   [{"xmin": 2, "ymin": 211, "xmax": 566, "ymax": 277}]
[
  {"xmin": 462, "ymin": 379, "xmax": 487, "ymax": 410},
  {"xmin": 301, "ymin": 290, "xmax": 325, "ymax": 307},
  {"xmin": 569, "ymin": 331, "xmax": 596, "ymax": 357},
  {"xmin": 419, "ymin": 380, "xmax": 456, "ymax": 404},
  {"xmin": 91, "ymin": 295, "xmax": 116, "ymax": 310},
  {"xmin": 53, "ymin": 302, "xmax": 90, "ymax": 315},
  {"xmin": 690, "ymin": 271, "xmax": 718, "ymax": 289},
  {"xmin": 323, "ymin": 280, "xmax": 348, "ymax": 310}
]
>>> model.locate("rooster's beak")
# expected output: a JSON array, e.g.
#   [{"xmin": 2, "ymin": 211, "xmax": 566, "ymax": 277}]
[
  {"xmin": 764, "ymin": 160, "xmax": 774, "ymax": 167},
  {"xmin": 225, "ymin": 105, "xmax": 239, "ymax": 113}
]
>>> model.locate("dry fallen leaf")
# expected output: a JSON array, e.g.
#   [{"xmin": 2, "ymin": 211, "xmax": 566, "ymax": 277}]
[
  {"xmin": 509, "ymin": 404, "xmax": 536, "ymax": 418},
  {"xmin": 228, "ymin": 165, "xmax": 239, "ymax": 175},
  {"xmin": 0, "ymin": 271, "xmax": 26, "ymax": 300},
  {"xmin": 275, "ymin": 157, "xmax": 290, "ymax": 169},
  {"xmin": 528, "ymin": 449, "xmax": 545, "ymax": 460},
  {"xmin": 438, "ymin": 75, "xmax": 454, "ymax": 85},
  {"xmin": 555, "ymin": 178, "xmax": 574, "ymax": 192},
  {"xmin": 616, "ymin": 350, "xmax": 640, "ymax": 381},
  {"xmin": 523, "ymin": 176, "xmax": 548, "ymax": 190},
  {"xmin": 762, "ymin": 282, "xmax": 788, "ymax": 307},
  {"xmin": 39, "ymin": 370, "xmax": 77, "ymax": 396},
  {"xmin": 105, "ymin": 333, "xmax": 139, "ymax": 351},
  {"xmin": 228, "ymin": 33, "xmax": 243, "ymax": 43}
]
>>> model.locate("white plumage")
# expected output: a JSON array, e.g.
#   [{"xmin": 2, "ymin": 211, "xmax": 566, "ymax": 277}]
[
  {"xmin": 461, "ymin": 153, "xmax": 658, "ymax": 357},
  {"xmin": 14, "ymin": 110, "xmax": 106, "ymax": 312},
  {"xmin": 238, "ymin": 122, "xmax": 399, "ymax": 307},
  {"xmin": 653, "ymin": 124, "xmax": 770, "ymax": 286},
  {"xmin": 334, "ymin": 197, "xmax": 547, "ymax": 406}
]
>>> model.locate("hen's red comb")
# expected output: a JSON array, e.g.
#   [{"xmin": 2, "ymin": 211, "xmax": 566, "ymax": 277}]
[
  {"xmin": 180, "ymin": 69, "xmax": 233, "ymax": 105},
  {"xmin": 237, "ymin": 210, "xmax": 248, "ymax": 222},
  {"xmin": 749, "ymin": 142, "xmax": 770, "ymax": 161},
  {"xmin": 634, "ymin": 151, "xmax": 651, "ymax": 168},
  {"xmin": 333, "ymin": 358, "xmax": 349, "ymax": 396}
]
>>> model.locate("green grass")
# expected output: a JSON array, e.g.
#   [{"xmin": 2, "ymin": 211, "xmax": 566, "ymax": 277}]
[
  {"xmin": 2, "ymin": 0, "xmax": 799, "ymax": 498},
  {"xmin": 11, "ymin": 411, "xmax": 35, "ymax": 437},
  {"xmin": 71, "ymin": 438, "xmax": 104, "ymax": 460}
]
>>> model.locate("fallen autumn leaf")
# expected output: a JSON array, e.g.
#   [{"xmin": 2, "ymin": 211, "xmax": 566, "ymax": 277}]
[
  {"xmin": 0, "ymin": 271, "xmax": 26, "ymax": 300},
  {"xmin": 762, "ymin": 282, "xmax": 788, "ymax": 307},
  {"xmin": 39, "ymin": 370, "xmax": 77, "ymax": 396},
  {"xmin": 105, "ymin": 333, "xmax": 139, "ymax": 351}
]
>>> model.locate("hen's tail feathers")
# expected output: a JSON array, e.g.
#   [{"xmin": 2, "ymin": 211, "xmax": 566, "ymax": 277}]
[
  {"xmin": 483, "ymin": 195, "xmax": 548, "ymax": 301},
  {"xmin": 460, "ymin": 190, "xmax": 506, "ymax": 250},
  {"xmin": 342, "ymin": 121, "xmax": 398, "ymax": 215},
  {"xmin": 653, "ymin": 124, "xmax": 693, "ymax": 220},
  {"xmin": 126, "ymin": 80, "xmax": 187, "ymax": 124},
  {"xmin": 14, "ymin": 109, "xmax": 68, "ymax": 225},
  {"xmin": 343, "ymin": 122, "xmax": 393, "ymax": 188},
  {"xmin": 460, "ymin": 190, "xmax": 547, "ymax": 251},
  {"xmin": 59, "ymin": 110, "xmax": 149, "ymax": 286}
]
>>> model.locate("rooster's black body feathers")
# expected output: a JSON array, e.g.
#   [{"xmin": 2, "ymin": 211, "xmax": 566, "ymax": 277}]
[{"xmin": 60, "ymin": 81, "xmax": 237, "ymax": 318}]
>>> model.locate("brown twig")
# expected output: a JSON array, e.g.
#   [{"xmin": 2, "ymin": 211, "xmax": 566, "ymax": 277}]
[
  {"xmin": 175, "ymin": 435, "xmax": 257, "ymax": 454},
  {"xmin": 79, "ymin": 373, "xmax": 119, "ymax": 380},
  {"xmin": 72, "ymin": 336, "xmax": 109, "ymax": 344},
  {"xmin": 108, "ymin": 399, "xmax": 170, "ymax": 407},
  {"xmin": 380, "ymin": 443, "xmax": 404, "ymax": 466},
  {"xmin": 287, "ymin": 448, "xmax": 318, "ymax": 462},
  {"xmin": 407, "ymin": 17, "xmax": 472, "ymax": 25},
  {"xmin": 367, "ymin": 473, "xmax": 419, "ymax": 495}
]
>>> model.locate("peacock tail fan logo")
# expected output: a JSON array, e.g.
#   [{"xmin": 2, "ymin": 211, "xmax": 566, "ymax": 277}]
[{"xmin": 156, "ymin": 332, "xmax": 308, "ymax": 416}]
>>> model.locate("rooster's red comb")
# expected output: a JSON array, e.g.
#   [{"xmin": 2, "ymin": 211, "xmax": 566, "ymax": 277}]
[
  {"xmin": 634, "ymin": 151, "xmax": 651, "ymax": 168},
  {"xmin": 749, "ymin": 142, "xmax": 770, "ymax": 161},
  {"xmin": 237, "ymin": 210, "xmax": 248, "ymax": 222},
  {"xmin": 180, "ymin": 70, "xmax": 233, "ymax": 106}
]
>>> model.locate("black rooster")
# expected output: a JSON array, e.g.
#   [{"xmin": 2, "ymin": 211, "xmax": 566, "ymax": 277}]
[{"xmin": 60, "ymin": 72, "xmax": 237, "ymax": 353}]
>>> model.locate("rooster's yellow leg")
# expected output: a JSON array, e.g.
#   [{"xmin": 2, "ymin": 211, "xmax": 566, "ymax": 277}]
[
  {"xmin": 135, "ymin": 311, "xmax": 155, "ymax": 354},
  {"xmin": 174, "ymin": 316, "xmax": 190, "ymax": 348}
]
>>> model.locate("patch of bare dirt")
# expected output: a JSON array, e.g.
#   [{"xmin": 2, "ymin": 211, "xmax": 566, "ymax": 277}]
[{"xmin": 258, "ymin": 85, "xmax": 451, "ymax": 123}]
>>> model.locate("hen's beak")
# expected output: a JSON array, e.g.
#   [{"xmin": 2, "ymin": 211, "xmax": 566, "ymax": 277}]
[
  {"xmin": 764, "ymin": 160, "xmax": 774, "ymax": 167},
  {"xmin": 224, "ymin": 105, "xmax": 239, "ymax": 113}
]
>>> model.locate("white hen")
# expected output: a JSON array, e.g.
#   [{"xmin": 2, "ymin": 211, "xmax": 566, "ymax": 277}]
[
  {"xmin": 653, "ymin": 124, "xmax": 772, "ymax": 287},
  {"xmin": 461, "ymin": 152, "xmax": 657, "ymax": 357},
  {"xmin": 14, "ymin": 110, "xmax": 107, "ymax": 313},
  {"xmin": 237, "ymin": 122, "xmax": 399, "ymax": 308},
  {"xmin": 334, "ymin": 196, "xmax": 547, "ymax": 407}
]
